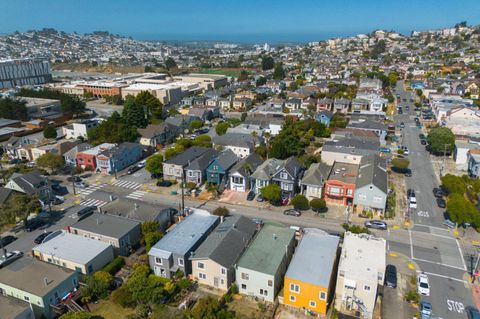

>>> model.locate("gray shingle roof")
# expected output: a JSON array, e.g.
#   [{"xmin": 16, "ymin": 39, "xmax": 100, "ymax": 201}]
[
  {"xmin": 230, "ymin": 153, "xmax": 263, "ymax": 177},
  {"xmin": 251, "ymin": 158, "xmax": 284, "ymax": 180},
  {"xmin": 214, "ymin": 149, "xmax": 239, "ymax": 170},
  {"xmin": 356, "ymin": 154, "xmax": 388, "ymax": 193},
  {"xmin": 8, "ymin": 171, "xmax": 48, "ymax": 195},
  {"xmin": 281, "ymin": 156, "xmax": 303, "ymax": 177},
  {"xmin": 322, "ymin": 138, "xmax": 379, "ymax": 155},
  {"xmin": 347, "ymin": 119, "xmax": 387, "ymax": 131},
  {"xmin": 70, "ymin": 213, "xmax": 140, "ymax": 239},
  {"xmin": 191, "ymin": 215, "xmax": 257, "ymax": 267},
  {"xmin": 301, "ymin": 162, "xmax": 331, "ymax": 187},
  {"xmin": 186, "ymin": 149, "xmax": 218, "ymax": 171},
  {"xmin": 165, "ymin": 146, "xmax": 209, "ymax": 166},
  {"xmin": 213, "ymin": 133, "xmax": 256, "ymax": 149}
]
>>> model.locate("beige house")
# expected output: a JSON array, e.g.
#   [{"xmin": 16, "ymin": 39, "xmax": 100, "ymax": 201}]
[{"xmin": 190, "ymin": 216, "xmax": 256, "ymax": 291}]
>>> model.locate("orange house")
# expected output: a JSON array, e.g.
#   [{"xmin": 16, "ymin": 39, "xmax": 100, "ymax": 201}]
[
  {"xmin": 284, "ymin": 228, "xmax": 339, "ymax": 316},
  {"xmin": 324, "ymin": 162, "xmax": 358, "ymax": 206}
]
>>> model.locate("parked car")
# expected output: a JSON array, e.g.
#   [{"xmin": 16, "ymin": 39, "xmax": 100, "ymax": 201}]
[
  {"xmin": 433, "ymin": 187, "xmax": 444, "ymax": 198},
  {"xmin": 76, "ymin": 207, "xmax": 95, "ymax": 221},
  {"xmin": 407, "ymin": 189, "xmax": 415, "ymax": 198},
  {"xmin": 283, "ymin": 209, "xmax": 301, "ymax": 217},
  {"xmin": 127, "ymin": 165, "xmax": 141, "ymax": 174},
  {"xmin": 34, "ymin": 231, "xmax": 53, "ymax": 244},
  {"xmin": 0, "ymin": 235, "xmax": 17, "ymax": 248},
  {"xmin": 25, "ymin": 219, "xmax": 45, "ymax": 232},
  {"xmin": 151, "ymin": 173, "xmax": 163, "ymax": 179},
  {"xmin": 156, "ymin": 180, "xmax": 173, "ymax": 187},
  {"xmin": 409, "ymin": 197, "xmax": 417, "ymax": 209},
  {"xmin": 379, "ymin": 147, "xmax": 391, "ymax": 153},
  {"xmin": 0, "ymin": 251, "xmax": 24, "ymax": 268},
  {"xmin": 256, "ymin": 194, "xmax": 264, "ymax": 202},
  {"xmin": 67, "ymin": 176, "xmax": 81, "ymax": 183},
  {"xmin": 246, "ymin": 191, "xmax": 255, "ymax": 201},
  {"xmin": 137, "ymin": 160, "xmax": 146, "ymax": 168},
  {"xmin": 443, "ymin": 219, "xmax": 456, "ymax": 228},
  {"xmin": 420, "ymin": 301, "xmax": 432, "ymax": 319},
  {"xmin": 436, "ymin": 198, "xmax": 446, "ymax": 208},
  {"xmin": 385, "ymin": 264, "xmax": 397, "ymax": 288},
  {"xmin": 466, "ymin": 306, "xmax": 480, "ymax": 319},
  {"xmin": 420, "ymin": 140, "xmax": 427, "ymax": 145},
  {"xmin": 251, "ymin": 218, "xmax": 263, "ymax": 226},
  {"xmin": 399, "ymin": 122, "xmax": 405, "ymax": 128},
  {"xmin": 417, "ymin": 273, "xmax": 430, "ymax": 296},
  {"xmin": 404, "ymin": 169, "xmax": 412, "ymax": 177},
  {"xmin": 364, "ymin": 220, "xmax": 387, "ymax": 230},
  {"xmin": 74, "ymin": 181, "xmax": 88, "ymax": 189},
  {"xmin": 281, "ymin": 197, "xmax": 289, "ymax": 206}
]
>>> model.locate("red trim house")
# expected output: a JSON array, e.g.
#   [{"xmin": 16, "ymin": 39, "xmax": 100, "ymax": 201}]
[
  {"xmin": 324, "ymin": 162, "xmax": 358, "ymax": 206},
  {"xmin": 76, "ymin": 143, "xmax": 116, "ymax": 171}
]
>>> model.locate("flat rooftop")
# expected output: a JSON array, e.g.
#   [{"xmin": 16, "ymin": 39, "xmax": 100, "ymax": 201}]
[
  {"xmin": 285, "ymin": 228, "xmax": 339, "ymax": 288},
  {"xmin": 328, "ymin": 162, "xmax": 359, "ymax": 184},
  {"xmin": 0, "ymin": 257, "xmax": 75, "ymax": 297},
  {"xmin": 70, "ymin": 213, "xmax": 140, "ymax": 239},
  {"xmin": 0, "ymin": 295, "xmax": 30, "ymax": 319},
  {"xmin": 33, "ymin": 231, "xmax": 112, "ymax": 265}
]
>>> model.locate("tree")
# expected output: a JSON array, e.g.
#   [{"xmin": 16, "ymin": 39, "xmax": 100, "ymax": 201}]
[
  {"xmin": 187, "ymin": 297, "xmax": 236, "ymax": 319},
  {"xmin": 123, "ymin": 95, "xmax": 148, "ymax": 128},
  {"xmin": 135, "ymin": 91, "xmax": 163, "ymax": 121},
  {"xmin": 273, "ymin": 63, "xmax": 285, "ymax": 80},
  {"xmin": 192, "ymin": 135, "xmax": 212, "ymax": 148},
  {"xmin": 240, "ymin": 112, "xmax": 247, "ymax": 122},
  {"xmin": 88, "ymin": 111, "xmax": 139, "ymax": 145},
  {"xmin": 2, "ymin": 195, "xmax": 42, "ymax": 228},
  {"xmin": 18, "ymin": 88, "xmax": 85, "ymax": 117},
  {"xmin": 59, "ymin": 312, "xmax": 95, "ymax": 319},
  {"xmin": 81, "ymin": 271, "xmax": 113, "ymax": 302},
  {"xmin": 43, "ymin": 125, "xmax": 57, "ymax": 139},
  {"xmin": 165, "ymin": 57, "xmax": 177, "ymax": 70},
  {"xmin": 427, "ymin": 127, "xmax": 455, "ymax": 154},
  {"xmin": 144, "ymin": 232, "xmax": 163, "ymax": 252},
  {"xmin": 213, "ymin": 206, "xmax": 229, "ymax": 217},
  {"xmin": 215, "ymin": 122, "xmax": 229, "ymax": 136},
  {"xmin": 441, "ymin": 174, "xmax": 466, "ymax": 195},
  {"xmin": 144, "ymin": 66, "xmax": 155, "ymax": 72},
  {"xmin": 446, "ymin": 193, "xmax": 479, "ymax": 226},
  {"xmin": 189, "ymin": 120, "xmax": 204, "ymax": 131},
  {"xmin": 388, "ymin": 72, "xmax": 398, "ymax": 87},
  {"xmin": 0, "ymin": 97, "xmax": 28, "ymax": 121},
  {"xmin": 391, "ymin": 158, "xmax": 410, "ymax": 171},
  {"xmin": 237, "ymin": 70, "xmax": 248, "ymax": 82},
  {"xmin": 291, "ymin": 194, "xmax": 309, "ymax": 210},
  {"xmin": 145, "ymin": 154, "xmax": 164, "ymax": 175},
  {"xmin": 256, "ymin": 77, "xmax": 267, "ymax": 87},
  {"xmin": 370, "ymin": 40, "xmax": 386, "ymax": 59},
  {"xmin": 261, "ymin": 56, "xmax": 274, "ymax": 70},
  {"xmin": 141, "ymin": 220, "xmax": 160, "ymax": 235},
  {"xmin": 36, "ymin": 153, "xmax": 64, "ymax": 173},
  {"xmin": 310, "ymin": 198, "xmax": 327, "ymax": 213},
  {"xmin": 260, "ymin": 183, "xmax": 282, "ymax": 203}
]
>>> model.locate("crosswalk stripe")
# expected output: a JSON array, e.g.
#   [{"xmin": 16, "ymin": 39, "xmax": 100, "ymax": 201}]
[
  {"xmin": 126, "ymin": 190, "xmax": 146, "ymax": 200},
  {"xmin": 112, "ymin": 180, "xmax": 142, "ymax": 189}
]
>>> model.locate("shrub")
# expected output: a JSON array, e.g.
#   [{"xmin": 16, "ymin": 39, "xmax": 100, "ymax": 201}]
[
  {"xmin": 342, "ymin": 223, "xmax": 370, "ymax": 234},
  {"xmin": 112, "ymin": 285, "xmax": 136, "ymax": 308},
  {"xmin": 230, "ymin": 283, "xmax": 239, "ymax": 294},
  {"xmin": 405, "ymin": 290, "xmax": 420, "ymax": 304},
  {"xmin": 310, "ymin": 198, "xmax": 327, "ymax": 212},
  {"xmin": 291, "ymin": 194, "xmax": 309, "ymax": 210},
  {"xmin": 213, "ymin": 206, "xmax": 229, "ymax": 217},
  {"xmin": 102, "ymin": 256, "xmax": 125, "ymax": 275}
]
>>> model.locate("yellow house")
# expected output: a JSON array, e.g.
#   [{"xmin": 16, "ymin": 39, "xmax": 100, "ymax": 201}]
[{"xmin": 283, "ymin": 228, "xmax": 339, "ymax": 315}]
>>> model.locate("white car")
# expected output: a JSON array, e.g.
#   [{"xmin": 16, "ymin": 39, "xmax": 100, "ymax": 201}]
[
  {"xmin": 137, "ymin": 160, "xmax": 146, "ymax": 168},
  {"xmin": 409, "ymin": 197, "xmax": 417, "ymax": 209},
  {"xmin": 417, "ymin": 273, "xmax": 430, "ymax": 296},
  {"xmin": 74, "ymin": 181, "xmax": 88, "ymax": 189},
  {"xmin": 0, "ymin": 251, "xmax": 24, "ymax": 268}
]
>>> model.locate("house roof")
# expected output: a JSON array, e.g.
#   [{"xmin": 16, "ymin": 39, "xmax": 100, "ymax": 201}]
[
  {"xmin": 0, "ymin": 257, "xmax": 75, "ymax": 297},
  {"xmin": 165, "ymin": 146, "xmax": 209, "ymax": 166},
  {"xmin": 101, "ymin": 198, "xmax": 175, "ymax": 224},
  {"xmin": 186, "ymin": 148, "xmax": 219, "ymax": 171},
  {"xmin": 327, "ymin": 162, "xmax": 359, "ymax": 184},
  {"xmin": 0, "ymin": 187, "xmax": 16, "ymax": 204},
  {"xmin": 191, "ymin": 215, "xmax": 257, "ymax": 268},
  {"xmin": 230, "ymin": 153, "xmax": 263, "ymax": 177},
  {"xmin": 33, "ymin": 231, "xmax": 112, "ymax": 265},
  {"xmin": 251, "ymin": 158, "xmax": 284, "ymax": 180},
  {"xmin": 213, "ymin": 133, "xmax": 256, "ymax": 149},
  {"xmin": 285, "ymin": 228, "xmax": 339, "ymax": 288},
  {"xmin": 237, "ymin": 223, "xmax": 295, "ymax": 276},
  {"xmin": 138, "ymin": 123, "xmax": 176, "ymax": 139},
  {"xmin": 70, "ymin": 213, "xmax": 140, "ymax": 239},
  {"xmin": 0, "ymin": 295, "xmax": 31, "ymax": 319},
  {"xmin": 8, "ymin": 171, "xmax": 49, "ymax": 195},
  {"xmin": 356, "ymin": 154, "xmax": 388, "ymax": 192},
  {"xmin": 278, "ymin": 156, "xmax": 303, "ymax": 178},
  {"xmin": 347, "ymin": 119, "xmax": 387, "ymax": 131},
  {"xmin": 211, "ymin": 149, "xmax": 239, "ymax": 170},
  {"xmin": 317, "ymin": 110, "xmax": 334, "ymax": 119},
  {"xmin": 301, "ymin": 162, "xmax": 331, "ymax": 187},
  {"xmin": 322, "ymin": 137, "xmax": 380, "ymax": 155},
  {"xmin": 63, "ymin": 142, "xmax": 92, "ymax": 158},
  {"xmin": 149, "ymin": 210, "xmax": 219, "ymax": 258}
]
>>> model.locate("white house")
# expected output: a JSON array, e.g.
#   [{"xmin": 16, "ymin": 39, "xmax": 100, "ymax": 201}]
[
  {"xmin": 228, "ymin": 154, "xmax": 263, "ymax": 192},
  {"xmin": 63, "ymin": 120, "xmax": 100, "ymax": 140}
]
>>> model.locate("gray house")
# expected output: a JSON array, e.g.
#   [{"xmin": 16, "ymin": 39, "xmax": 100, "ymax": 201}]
[
  {"xmin": 163, "ymin": 147, "xmax": 210, "ymax": 182},
  {"xmin": 138, "ymin": 123, "xmax": 179, "ymax": 148},
  {"xmin": 5, "ymin": 171, "xmax": 54, "ymax": 204},
  {"xmin": 69, "ymin": 213, "xmax": 141, "ymax": 256},
  {"xmin": 353, "ymin": 155, "xmax": 388, "ymax": 215},
  {"xmin": 148, "ymin": 210, "xmax": 219, "ymax": 279},
  {"xmin": 185, "ymin": 149, "xmax": 218, "ymax": 186},
  {"xmin": 347, "ymin": 120, "xmax": 388, "ymax": 146},
  {"xmin": 271, "ymin": 156, "xmax": 303, "ymax": 198},
  {"xmin": 190, "ymin": 215, "xmax": 257, "ymax": 291},
  {"xmin": 229, "ymin": 153, "xmax": 264, "ymax": 192},
  {"xmin": 250, "ymin": 158, "xmax": 284, "ymax": 194},
  {"xmin": 300, "ymin": 162, "xmax": 331, "ymax": 200}
]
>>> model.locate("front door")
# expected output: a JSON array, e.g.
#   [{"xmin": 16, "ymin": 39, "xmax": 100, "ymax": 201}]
[{"xmin": 214, "ymin": 277, "xmax": 219, "ymax": 287}]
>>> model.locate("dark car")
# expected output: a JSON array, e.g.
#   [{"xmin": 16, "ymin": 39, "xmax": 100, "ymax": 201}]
[
  {"xmin": 466, "ymin": 306, "xmax": 480, "ymax": 319},
  {"xmin": 385, "ymin": 264, "xmax": 397, "ymax": 288},
  {"xmin": 404, "ymin": 169, "xmax": 412, "ymax": 177},
  {"xmin": 67, "ymin": 176, "xmax": 81, "ymax": 183},
  {"xmin": 364, "ymin": 220, "xmax": 387, "ymax": 230},
  {"xmin": 437, "ymin": 198, "xmax": 446, "ymax": 208},
  {"xmin": 407, "ymin": 189, "xmax": 415, "ymax": 198},
  {"xmin": 156, "ymin": 180, "xmax": 173, "ymax": 187},
  {"xmin": 420, "ymin": 139, "xmax": 427, "ymax": 145},
  {"xmin": 25, "ymin": 219, "xmax": 45, "ymax": 232},
  {"xmin": 0, "ymin": 235, "xmax": 17, "ymax": 248},
  {"xmin": 246, "ymin": 191, "xmax": 255, "ymax": 201},
  {"xmin": 151, "ymin": 173, "xmax": 163, "ymax": 179},
  {"xmin": 127, "ymin": 165, "xmax": 141, "ymax": 175},
  {"xmin": 419, "ymin": 133, "xmax": 426, "ymax": 139},
  {"xmin": 283, "ymin": 209, "xmax": 301, "ymax": 217},
  {"xmin": 34, "ymin": 231, "xmax": 53, "ymax": 244},
  {"xmin": 0, "ymin": 251, "xmax": 24, "ymax": 268},
  {"xmin": 433, "ymin": 187, "xmax": 444, "ymax": 198}
]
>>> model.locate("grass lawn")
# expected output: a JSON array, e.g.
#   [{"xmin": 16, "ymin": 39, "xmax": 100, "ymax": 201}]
[
  {"xmin": 197, "ymin": 68, "xmax": 245, "ymax": 78},
  {"xmin": 90, "ymin": 299, "xmax": 135, "ymax": 319}
]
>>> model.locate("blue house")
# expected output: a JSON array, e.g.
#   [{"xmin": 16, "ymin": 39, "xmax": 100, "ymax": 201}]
[
  {"xmin": 96, "ymin": 142, "xmax": 143, "ymax": 174},
  {"xmin": 206, "ymin": 149, "xmax": 239, "ymax": 186},
  {"xmin": 315, "ymin": 110, "xmax": 334, "ymax": 127}
]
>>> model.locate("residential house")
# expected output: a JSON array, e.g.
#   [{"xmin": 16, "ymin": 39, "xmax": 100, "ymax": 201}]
[
  {"xmin": 5, "ymin": 171, "xmax": 54, "ymax": 204},
  {"xmin": 466, "ymin": 81, "xmax": 479, "ymax": 99},
  {"xmin": 454, "ymin": 140, "xmax": 480, "ymax": 171},
  {"xmin": 229, "ymin": 153, "xmax": 263, "ymax": 192},
  {"xmin": 63, "ymin": 143, "xmax": 92, "ymax": 167},
  {"xmin": 250, "ymin": 158, "xmax": 284, "ymax": 194},
  {"xmin": 315, "ymin": 110, "xmax": 334, "ymax": 127},
  {"xmin": 165, "ymin": 115, "xmax": 198, "ymax": 131},
  {"xmin": 353, "ymin": 155, "xmax": 388, "ymax": 215},
  {"xmin": 76, "ymin": 143, "xmax": 116, "ymax": 170},
  {"xmin": 232, "ymin": 97, "xmax": 252, "ymax": 111},
  {"xmin": 333, "ymin": 98, "xmax": 350, "ymax": 114},
  {"xmin": 190, "ymin": 216, "xmax": 257, "ymax": 291},
  {"xmin": 347, "ymin": 120, "xmax": 388, "ymax": 145},
  {"xmin": 351, "ymin": 98, "xmax": 370, "ymax": 112},
  {"xmin": 212, "ymin": 133, "xmax": 256, "ymax": 159},
  {"xmin": 284, "ymin": 229, "xmax": 340, "ymax": 316},
  {"xmin": 0, "ymin": 258, "xmax": 79, "ymax": 319},
  {"xmin": 317, "ymin": 98, "xmax": 334, "ymax": 112},
  {"xmin": 218, "ymin": 97, "xmax": 232, "ymax": 111},
  {"xmin": 148, "ymin": 209, "xmax": 219, "ymax": 279},
  {"xmin": 468, "ymin": 150, "xmax": 480, "ymax": 178},
  {"xmin": 324, "ymin": 162, "xmax": 358, "ymax": 206},
  {"xmin": 321, "ymin": 138, "xmax": 379, "ymax": 166},
  {"xmin": 300, "ymin": 162, "xmax": 331, "ymax": 200},
  {"xmin": 95, "ymin": 142, "xmax": 142, "ymax": 174},
  {"xmin": 185, "ymin": 149, "xmax": 218, "ymax": 186},
  {"xmin": 138, "ymin": 123, "xmax": 179, "ymax": 148},
  {"xmin": 188, "ymin": 107, "xmax": 213, "ymax": 121},
  {"xmin": 0, "ymin": 295, "xmax": 33, "ymax": 319},
  {"xmin": 68, "ymin": 213, "xmax": 141, "ymax": 256},
  {"xmin": 335, "ymin": 232, "xmax": 386, "ymax": 319},
  {"xmin": 206, "ymin": 149, "xmax": 239, "ymax": 186},
  {"xmin": 236, "ymin": 223, "xmax": 296, "ymax": 302},
  {"xmin": 285, "ymin": 98, "xmax": 302, "ymax": 111},
  {"xmin": 163, "ymin": 147, "xmax": 210, "ymax": 182},
  {"xmin": 271, "ymin": 156, "xmax": 303, "ymax": 198},
  {"xmin": 62, "ymin": 119, "xmax": 100, "ymax": 140},
  {"xmin": 32, "ymin": 231, "xmax": 114, "ymax": 275}
]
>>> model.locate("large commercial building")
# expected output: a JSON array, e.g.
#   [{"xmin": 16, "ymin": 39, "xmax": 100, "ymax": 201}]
[{"xmin": 0, "ymin": 58, "xmax": 52, "ymax": 89}]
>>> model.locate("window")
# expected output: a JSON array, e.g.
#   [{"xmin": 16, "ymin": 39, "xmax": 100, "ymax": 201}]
[
  {"xmin": 178, "ymin": 258, "xmax": 184, "ymax": 267},
  {"xmin": 309, "ymin": 300, "xmax": 316, "ymax": 308},
  {"xmin": 339, "ymin": 270, "xmax": 345, "ymax": 277},
  {"xmin": 241, "ymin": 284, "xmax": 247, "ymax": 290},
  {"xmin": 197, "ymin": 262, "xmax": 205, "ymax": 269},
  {"xmin": 267, "ymin": 280, "xmax": 273, "ymax": 287},
  {"xmin": 319, "ymin": 292, "xmax": 327, "ymax": 300},
  {"xmin": 373, "ymin": 196, "xmax": 383, "ymax": 203},
  {"xmin": 241, "ymin": 272, "xmax": 249, "ymax": 280},
  {"xmin": 47, "ymin": 258, "xmax": 52, "ymax": 263},
  {"xmin": 259, "ymin": 289, "xmax": 268, "ymax": 296},
  {"xmin": 24, "ymin": 296, "xmax": 30, "ymax": 301},
  {"xmin": 347, "ymin": 188, "xmax": 353, "ymax": 196},
  {"xmin": 289, "ymin": 283, "xmax": 300, "ymax": 293},
  {"xmin": 358, "ymin": 193, "xmax": 367, "ymax": 200},
  {"xmin": 221, "ymin": 267, "xmax": 226, "ymax": 275},
  {"xmin": 155, "ymin": 257, "xmax": 163, "ymax": 265},
  {"xmin": 289, "ymin": 295, "xmax": 296, "ymax": 302},
  {"xmin": 280, "ymin": 172, "xmax": 288, "ymax": 179},
  {"xmin": 199, "ymin": 273, "xmax": 207, "ymax": 280},
  {"xmin": 364, "ymin": 285, "xmax": 371, "ymax": 292},
  {"xmin": 221, "ymin": 279, "xmax": 224, "ymax": 285}
]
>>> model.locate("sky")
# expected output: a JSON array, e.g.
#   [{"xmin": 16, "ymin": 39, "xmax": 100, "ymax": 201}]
[{"xmin": 1, "ymin": 0, "xmax": 480, "ymax": 43}]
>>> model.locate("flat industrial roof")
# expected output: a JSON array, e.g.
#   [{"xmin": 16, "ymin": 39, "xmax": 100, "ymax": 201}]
[
  {"xmin": 0, "ymin": 295, "xmax": 31, "ymax": 319},
  {"xmin": 70, "ymin": 213, "xmax": 140, "ymax": 239},
  {"xmin": 33, "ymin": 231, "xmax": 112, "ymax": 265}
]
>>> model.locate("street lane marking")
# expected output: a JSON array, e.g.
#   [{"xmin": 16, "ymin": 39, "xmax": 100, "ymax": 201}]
[
  {"xmin": 447, "ymin": 300, "xmax": 465, "ymax": 314},
  {"xmin": 456, "ymin": 239, "xmax": 468, "ymax": 271},
  {"xmin": 393, "ymin": 225, "xmax": 400, "ymax": 229},
  {"xmin": 408, "ymin": 263, "xmax": 415, "ymax": 270},
  {"xmin": 453, "ymin": 230, "xmax": 459, "ymax": 236},
  {"xmin": 413, "ymin": 257, "xmax": 466, "ymax": 271},
  {"xmin": 409, "ymin": 230, "xmax": 414, "ymax": 258},
  {"xmin": 389, "ymin": 252, "xmax": 397, "ymax": 257},
  {"xmin": 416, "ymin": 270, "xmax": 467, "ymax": 284}
]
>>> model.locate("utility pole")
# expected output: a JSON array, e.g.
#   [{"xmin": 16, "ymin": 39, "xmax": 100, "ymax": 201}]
[
  {"xmin": 71, "ymin": 167, "xmax": 76, "ymax": 195},
  {"xmin": 181, "ymin": 170, "xmax": 185, "ymax": 215}
]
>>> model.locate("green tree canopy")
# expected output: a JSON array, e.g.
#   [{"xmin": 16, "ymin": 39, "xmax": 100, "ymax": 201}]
[
  {"xmin": 145, "ymin": 154, "xmax": 164, "ymax": 175},
  {"xmin": 391, "ymin": 158, "xmax": 410, "ymax": 170},
  {"xmin": 88, "ymin": 111, "xmax": 139, "ymax": 145},
  {"xmin": 441, "ymin": 174, "xmax": 466, "ymax": 195},
  {"xmin": 291, "ymin": 194, "xmax": 309, "ymax": 210},
  {"xmin": 123, "ymin": 95, "xmax": 148, "ymax": 128},
  {"xmin": 0, "ymin": 97, "xmax": 28, "ymax": 121},
  {"xmin": 260, "ymin": 183, "xmax": 282, "ymax": 203},
  {"xmin": 1, "ymin": 194, "xmax": 42, "ymax": 227},
  {"xmin": 261, "ymin": 56, "xmax": 274, "ymax": 70},
  {"xmin": 310, "ymin": 198, "xmax": 327, "ymax": 212},
  {"xmin": 446, "ymin": 193, "xmax": 479, "ymax": 226},
  {"xmin": 36, "ymin": 153, "xmax": 64, "ymax": 172},
  {"xmin": 273, "ymin": 63, "xmax": 285, "ymax": 80},
  {"xmin": 81, "ymin": 271, "xmax": 113, "ymax": 303},
  {"xmin": 189, "ymin": 120, "xmax": 204, "ymax": 131},
  {"xmin": 427, "ymin": 127, "xmax": 455, "ymax": 154},
  {"xmin": 165, "ymin": 57, "xmax": 177, "ymax": 70},
  {"xmin": 59, "ymin": 312, "xmax": 95, "ymax": 319},
  {"xmin": 215, "ymin": 122, "xmax": 229, "ymax": 136},
  {"xmin": 43, "ymin": 125, "xmax": 57, "ymax": 139},
  {"xmin": 134, "ymin": 91, "xmax": 163, "ymax": 121},
  {"xmin": 187, "ymin": 297, "xmax": 237, "ymax": 319}
]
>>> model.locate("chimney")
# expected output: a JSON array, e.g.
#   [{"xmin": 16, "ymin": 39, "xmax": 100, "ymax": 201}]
[
  {"xmin": 220, "ymin": 216, "xmax": 224, "ymax": 223},
  {"xmin": 43, "ymin": 277, "xmax": 49, "ymax": 286}
]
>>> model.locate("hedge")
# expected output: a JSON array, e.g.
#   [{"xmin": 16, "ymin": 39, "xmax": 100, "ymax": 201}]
[{"xmin": 102, "ymin": 256, "xmax": 125, "ymax": 275}]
